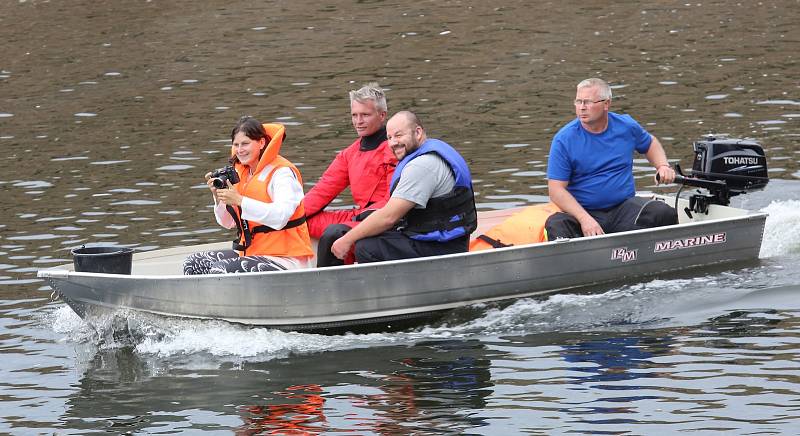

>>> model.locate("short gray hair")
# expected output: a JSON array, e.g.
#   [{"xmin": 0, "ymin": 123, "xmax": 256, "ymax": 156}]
[
  {"xmin": 349, "ymin": 82, "xmax": 388, "ymax": 113},
  {"xmin": 577, "ymin": 78, "xmax": 612, "ymax": 100}
]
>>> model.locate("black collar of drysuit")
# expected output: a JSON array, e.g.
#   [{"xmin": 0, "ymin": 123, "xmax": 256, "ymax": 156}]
[{"xmin": 359, "ymin": 126, "xmax": 387, "ymax": 151}]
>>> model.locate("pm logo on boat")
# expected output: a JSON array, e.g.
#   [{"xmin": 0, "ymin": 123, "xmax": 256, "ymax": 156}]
[
  {"xmin": 611, "ymin": 247, "xmax": 638, "ymax": 262},
  {"xmin": 654, "ymin": 232, "xmax": 727, "ymax": 253}
]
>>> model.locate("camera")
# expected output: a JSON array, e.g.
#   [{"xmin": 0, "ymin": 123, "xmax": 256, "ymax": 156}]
[{"xmin": 209, "ymin": 165, "xmax": 240, "ymax": 189}]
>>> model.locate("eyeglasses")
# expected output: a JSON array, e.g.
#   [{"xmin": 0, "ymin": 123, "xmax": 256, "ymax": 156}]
[{"xmin": 574, "ymin": 99, "xmax": 607, "ymax": 106}]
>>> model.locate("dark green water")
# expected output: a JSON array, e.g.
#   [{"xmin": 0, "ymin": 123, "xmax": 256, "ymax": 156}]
[{"xmin": 1, "ymin": 0, "xmax": 799, "ymax": 433}]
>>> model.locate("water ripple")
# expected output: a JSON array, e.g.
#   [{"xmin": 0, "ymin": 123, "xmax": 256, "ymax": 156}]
[
  {"xmin": 109, "ymin": 200, "xmax": 162, "ymax": 206},
  {"xmin": 156, "ymin": 165, "xmax": 194, "ymax": 171}
]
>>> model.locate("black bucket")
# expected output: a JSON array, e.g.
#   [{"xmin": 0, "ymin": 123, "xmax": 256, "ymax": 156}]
[{"xmin": 71, "ymin": 246, "xmax": 134, "ymax": 275}]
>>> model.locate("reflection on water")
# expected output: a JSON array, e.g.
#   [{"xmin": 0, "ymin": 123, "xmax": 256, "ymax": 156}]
[
  {"xmin": 42, "ymin": 306, "xmax": 800, "ymax": 434},
  {"xmin": 238, "ymin": 384, "xmax": 327, "ymax": 435},
  {"xmin": 1, "ymin": 0, "xmax": 800, "ymax": 434},
  {"xmin": 59, "ymin": 339, "xmax": 496, "ymax": 434}
]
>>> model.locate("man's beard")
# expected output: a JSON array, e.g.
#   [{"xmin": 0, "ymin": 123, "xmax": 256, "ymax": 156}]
[
  {"xmin": 394, "ymin": 135, "xmax": 422, "ymax": 160},
  {"xmin": 405, "ymin": 137, "xmax": 421, "ymax": 155}
]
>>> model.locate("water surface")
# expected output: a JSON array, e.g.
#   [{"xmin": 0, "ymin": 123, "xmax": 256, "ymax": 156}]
[{"xmin": 1, "ymin": 0, "xmax": 799, "ymax": 434}]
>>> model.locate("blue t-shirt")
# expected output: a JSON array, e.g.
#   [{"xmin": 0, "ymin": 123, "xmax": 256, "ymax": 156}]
[{"xmin": 546, "ymin": 112, "xmax": 652, "ymax": 210}]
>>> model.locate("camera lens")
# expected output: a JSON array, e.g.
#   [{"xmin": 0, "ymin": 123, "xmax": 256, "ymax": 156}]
[{"xmin": 211, "ymin": 178, "xmax": 226, "ymax": 189}]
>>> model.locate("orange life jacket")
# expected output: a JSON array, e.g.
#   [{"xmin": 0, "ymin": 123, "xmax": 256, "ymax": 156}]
[
  {"xmin": 228, "ymin": 123, "xmax": 313, "ymax": 258},
  {"xmin": 469, "ymin": 203, "xmax": 561, "ymax": 251}
]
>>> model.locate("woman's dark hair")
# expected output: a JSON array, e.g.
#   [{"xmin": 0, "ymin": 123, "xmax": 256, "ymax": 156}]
[{"xmin": 229, "ymin": 116, "xmax": 270, "ymax": 165}]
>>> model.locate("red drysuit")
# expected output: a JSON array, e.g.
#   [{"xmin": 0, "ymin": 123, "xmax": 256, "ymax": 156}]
[{"xmin": 304, "ymin": 136, "xmax": 397, "ymax": 238}]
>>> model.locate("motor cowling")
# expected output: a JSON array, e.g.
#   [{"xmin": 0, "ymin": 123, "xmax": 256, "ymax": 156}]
[{"xmin": 690, "ymin": 136, "xmax": 769, "ymax": 195}]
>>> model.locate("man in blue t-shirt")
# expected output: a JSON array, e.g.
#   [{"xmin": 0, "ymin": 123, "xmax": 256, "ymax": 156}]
[{"xmin": 545, "ymin": 78, "xmax": 678, "ymax": 239}]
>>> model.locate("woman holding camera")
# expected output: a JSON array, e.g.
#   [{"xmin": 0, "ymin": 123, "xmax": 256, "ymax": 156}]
[{"xmin": 183, "ymin": 116, "xmax": 313, "ymax": 274}]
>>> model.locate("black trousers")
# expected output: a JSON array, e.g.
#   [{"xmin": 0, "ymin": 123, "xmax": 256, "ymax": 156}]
[
  {"xmin": 316, "ymin": 224, "xmax": 352, "ymax": 268},
  {"xmin": 355, "ymin": 231, "xmax": 469, "ymax": 264},
  {"xmin": 545, "ymin": 197, "xmax": 678, "ymax": 240}
]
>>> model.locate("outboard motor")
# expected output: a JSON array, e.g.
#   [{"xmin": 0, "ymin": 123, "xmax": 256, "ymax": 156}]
[
  {"xmin": 673, "ymin": 136, "xmax": 769, "ymax": 214},
  {"xmin": 691, "ymin": 136, "xmax": 769, "ymax": 194}
]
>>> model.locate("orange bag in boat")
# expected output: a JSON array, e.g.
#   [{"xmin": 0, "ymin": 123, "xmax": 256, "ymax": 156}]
[{"xmin": 469, "ymin": 203, "xmax": 561, "ymax": 251}]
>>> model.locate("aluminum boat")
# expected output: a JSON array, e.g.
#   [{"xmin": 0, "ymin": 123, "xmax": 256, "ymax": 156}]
[
  {"xmin": 38, "ymin": 195, "xmax": 766, "ymax": 331},
  {"xmin": 38, "ymin": 136, "xmax": 770, "ymax": 332}
]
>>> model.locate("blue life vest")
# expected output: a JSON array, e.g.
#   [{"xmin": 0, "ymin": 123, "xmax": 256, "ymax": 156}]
[{"xmin": 390, "ymin": 139, "xmax": 477, "ymax": 242}]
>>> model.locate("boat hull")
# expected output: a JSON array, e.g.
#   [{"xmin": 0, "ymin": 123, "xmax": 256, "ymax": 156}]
[{"xmin": 40, "ymin": 198, "xmax": 767, "ymax": 331}]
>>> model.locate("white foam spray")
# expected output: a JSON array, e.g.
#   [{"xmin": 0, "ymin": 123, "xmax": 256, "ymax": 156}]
[{"xmin": 760, "ymin": 200, "xmax": 800, "ymax": 258}]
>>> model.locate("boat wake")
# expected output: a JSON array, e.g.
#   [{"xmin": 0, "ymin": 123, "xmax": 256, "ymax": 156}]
[
  {"xmin": 760, "ymin": 199, "xmax": 800, "ymax": 258},
  {"xmin": 43, "ymin": 256, "xmax": 798, "ymax": 363},
  {"xmin": 425, "ymin": 263, "xmax": 787, "ymax": 336},
  {"xmin": 44, "ymin": 305, "xmax": 407, "ymax": 359}
]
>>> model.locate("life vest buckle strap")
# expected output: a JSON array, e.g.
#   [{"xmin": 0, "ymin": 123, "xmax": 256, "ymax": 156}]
[
  {"xmin": 250, "ymin": 216, "xmax": 307, "ymax": 235},
  {"xmin": 477, "ymin": 234, "xmax": 511, "ymax": 248}
]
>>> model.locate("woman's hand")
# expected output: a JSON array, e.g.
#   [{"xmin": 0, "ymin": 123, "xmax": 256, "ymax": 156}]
[{"xmin": 215, "ymin": 180, "xmax": 243, "ymax": 206}]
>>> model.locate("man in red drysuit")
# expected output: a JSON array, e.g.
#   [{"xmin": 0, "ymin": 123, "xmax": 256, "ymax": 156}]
[{"xmin": 307, "ymin": 83, "xmax": 397, "ymax": 267}]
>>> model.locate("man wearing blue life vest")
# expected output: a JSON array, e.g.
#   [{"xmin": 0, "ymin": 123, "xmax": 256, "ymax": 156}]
[
  {"xmin": 545, "ymin": 78, "xmax": 678, "ymax": 239},
  {"xmin": 330, "ymin": 111, "xmax": 477, "ymax": 263}
]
